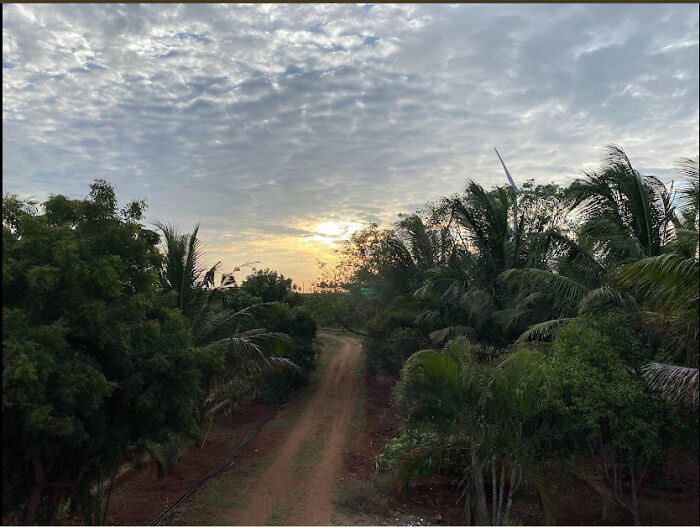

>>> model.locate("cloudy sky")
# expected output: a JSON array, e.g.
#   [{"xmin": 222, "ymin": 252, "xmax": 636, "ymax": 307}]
[{"xmin": 3, "ymin": 3, "xmax": 699, "ymax": 285}]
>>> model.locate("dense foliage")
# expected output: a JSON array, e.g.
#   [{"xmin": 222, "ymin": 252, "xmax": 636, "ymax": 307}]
[
  {"xmin": 3, "ymin": 145, "xmax": 697, "ymax": 525},
  {"xmin": 3, "ymin": 183, "xmax": 200, "ymax": 523},
  {"xmin": 544, "ymin": 315, "xmax": 677, "ymax": 525},
  {"xmin": 2, "ymin": 182, "xmax": 318, "ymax": 524},
  {"xmin": 327, "ymin": 146, "xmax": 698, "ymax": 525}
]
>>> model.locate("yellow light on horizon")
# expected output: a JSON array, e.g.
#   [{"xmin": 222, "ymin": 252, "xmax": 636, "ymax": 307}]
[{"xmin": 309, "ymin": 220, "xmax": 363, "ymax": 247}]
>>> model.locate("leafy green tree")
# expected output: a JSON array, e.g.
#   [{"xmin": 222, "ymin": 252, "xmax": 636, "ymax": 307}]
[
  {"xmin": 256, "ymin": 304, "xmax": 318, "ymax": 401},
  {"xmin": 241, "ymin": 268, "xmax": 297, "ymax": 304},
  {"xmin": 544, "ymin": 315, "xmax": 677, "ymax": 525},
  {"xmin": 2, "ymin": 182, "xmax": 199, "ymax": 524},
  {"xmin": 298, "ymin": 291, "xmax": 348, "ymax": 328}
]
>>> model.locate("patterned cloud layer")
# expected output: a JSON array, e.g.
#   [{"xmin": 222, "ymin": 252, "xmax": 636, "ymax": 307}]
[{"xmin": 3, "ymin": 4, "xmax": 698, "ymax": 283}]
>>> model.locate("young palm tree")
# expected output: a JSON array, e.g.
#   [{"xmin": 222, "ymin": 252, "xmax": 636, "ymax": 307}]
[{"xmin": 392, "ymin": 338, "xmax": 556, "ymax": 525}]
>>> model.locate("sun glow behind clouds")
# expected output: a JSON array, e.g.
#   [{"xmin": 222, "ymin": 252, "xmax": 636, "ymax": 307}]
[{"xmin": 308, "ymin": 220, "xmax": 364, "ymax": 247}]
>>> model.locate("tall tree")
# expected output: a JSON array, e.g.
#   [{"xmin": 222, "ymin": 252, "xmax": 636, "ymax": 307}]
[
  {"xmin": 3, "ymin": 182, "xmax": 199, "ymax": 524},
  {"xmin": 567, "ymin": 145, "xmax": 674, "ymax": 264}
]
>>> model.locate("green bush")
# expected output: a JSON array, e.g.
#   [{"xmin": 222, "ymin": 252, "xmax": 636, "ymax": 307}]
[
  {"xmin": 258, "ymin": 305, "xmax": 318, "ymax": 402},
  {"xmin": 545, "ymin": 314, "xmax": 675, "ymax": 462},
  {"xmin": 377, "ymin": 429, "xmax": 449, "ymax": 478},
  {"xmin": 543, "ymin": 314, "xmax": 682, "ymax": 524}
]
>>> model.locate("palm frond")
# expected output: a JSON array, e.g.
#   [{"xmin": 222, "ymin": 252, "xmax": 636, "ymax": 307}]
[
  {"xmin": 501, "ymin": 268, "xmax": 589, "ymax": 308},
  {"xmin": 641, "ymin": 362, "xmax": 699, "ymax": 409},
  {"xmin": 619, "ymin": 254, "xmax": 699, "ymax": 312},
  {"xmin": 429, "ymin": 325, "xmax": 476, "ymax": 344},
  {"xmin": 578, "ymin": 285, "xmax": 639, "ymax": 315},
  {"xmin": 516, "ymin": 318, "xmax": 574, "ymax": 344}
]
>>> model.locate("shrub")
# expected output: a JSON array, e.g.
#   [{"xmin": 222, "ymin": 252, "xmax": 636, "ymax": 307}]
[
  {"xmin": 544, "ymin": 314, "xmax": 681, "ymax": 524},
  {"xmin": 365, "ymin": 327, "xmax": 426, "ymax": 375}
]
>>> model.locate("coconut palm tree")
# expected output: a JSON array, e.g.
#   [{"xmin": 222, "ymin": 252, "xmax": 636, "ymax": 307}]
[
  {"xmin": 618, "ymin": 162, "xmax": 698, "ymax": 407},
  {"xmin": 567, "ymin": 144, "xmax": 674, "ymax": 264},
  {"xmin": 619, "ymin": 254, "xmax": 698, "ymax": 365},
  {"xmin": 143, "ymin": 223, "xmax": 299, "ymax": 477},
  {"xmin": 626, "ymin": 159, "xmax": 699, "ymax": 408},
  {"xmin": 502, "ymin": 147, "xmax": 681, "ymax": 344},
  {"xmin": 510, "ymin": 155, "xmax": 699, "ymax": 408},
  {"xmin": 386, "ymin": 182, "xmax": 529, "ymax": 346},
  {"xmin": 669, "ymin": 158, "xmax": 700, "ymax": 259}
]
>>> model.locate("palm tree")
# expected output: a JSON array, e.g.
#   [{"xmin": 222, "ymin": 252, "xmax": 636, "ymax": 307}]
[
  {"xmin": 391, "ymin": 338, "xmax": 556, "ymax": 525},
  {"xmin": 387, "ymin": 182, "xmax": 529, "ymax": 346},
  {"xmin": 502, "ymin": 147, "xmax": 681, "ymax": 344},
  {"xmin": 498, "ymin": 233, "xmax": 603, "ymax": 340},
  {"xmin": 510, "ymin": 154, "xmax": 699, "ymax": 408},
  {"xmin": 618, "ymin": 161, "xmax": 698, "ymax": 407},
  {"xmin": 567, "ymin": 144, "xmax": 674, "ymax": 264},
  {"xmin": 451, "ymin": 181, "xmax": 527, "ymax": 275},
  {"xmin": 669, "ymin": 158, "xmax": 699, "ymax": 259},
  {"xmin": 155, "ymin": 223, "xmax": 297, "ymax": 418},
  {"xmin": 619, "ymin": 254, "xmax": 698, "ymax": 366}
]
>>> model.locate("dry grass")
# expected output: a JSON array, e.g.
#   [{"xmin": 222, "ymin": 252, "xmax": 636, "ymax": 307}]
[{"xmin": 334, "ymin": 473, "xmax": 392, "ymax": 515}]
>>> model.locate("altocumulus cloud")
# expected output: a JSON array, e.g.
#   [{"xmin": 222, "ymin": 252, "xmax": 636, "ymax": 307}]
[{"xmin": 3, "ymin": 3, "xmax": 699, "ymax": 283}]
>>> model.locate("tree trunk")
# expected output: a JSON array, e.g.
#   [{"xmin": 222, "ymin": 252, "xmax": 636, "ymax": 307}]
[
  {"xmin": 491, "ymin": 458, "xmax": 498, "ymax": 525},
  {"xmin": 24, "ymin": 459, "xmax": 47, "ymax": 525},
  {"xmin": 629, "ymin": 466, "xmax": 641, "ymax": 526},
  {"xmin": 100, "ymin": 470, "xmax": 117, "ymax": 525},
  {"xmin": 48, "ymin": 489, "xmax": 66, "ymax": 525},
  {"xmin": 496, "ymin": 463, "xmax": 506, "ymax": 525},
  {"xmin": 601, "ymin": 498, "xmax": 609, "ymax": 522},
  {"xmin": 504, "ymin": 465, "xmax": 519, "ymax": 523},
  {"xmin": 631, "ymin": 505, "xmax": 641, "ymax": 527},
  {"xmin": 472, "ymin": 455, "xmax": 489, "ymax": 525}
]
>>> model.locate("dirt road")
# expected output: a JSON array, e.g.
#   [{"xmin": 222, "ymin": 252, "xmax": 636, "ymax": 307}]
[{"xmin": 231, "ymin": 333, "xmax": 362, "ymax": 526}]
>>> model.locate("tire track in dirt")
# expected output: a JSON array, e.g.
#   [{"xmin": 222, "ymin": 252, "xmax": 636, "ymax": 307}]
[{"xmin": 231, "ymin": 334, "xmax": 362, "ymax": 526}]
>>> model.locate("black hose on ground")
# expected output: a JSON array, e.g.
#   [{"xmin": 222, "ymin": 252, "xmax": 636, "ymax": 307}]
[{"xmin": 149, "ymin": 405, "xmax": 282, "ymax": 526}]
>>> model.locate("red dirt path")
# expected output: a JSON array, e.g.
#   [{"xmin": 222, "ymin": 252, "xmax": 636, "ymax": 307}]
[{"xmin": 230, "ymin": 334, "xmax": 362, "ymax": 525}]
